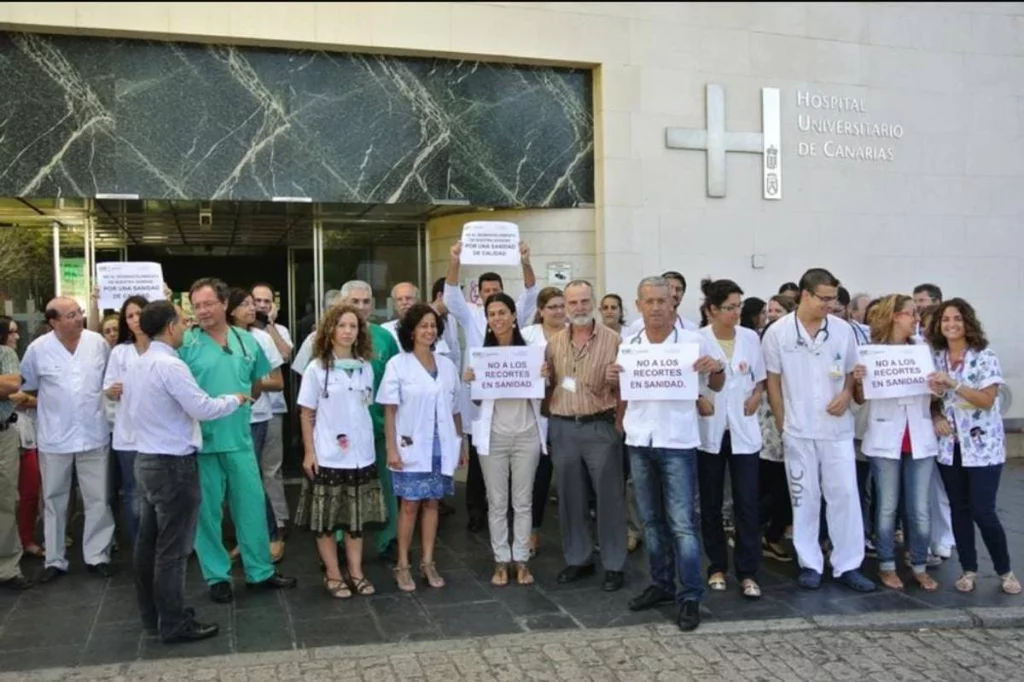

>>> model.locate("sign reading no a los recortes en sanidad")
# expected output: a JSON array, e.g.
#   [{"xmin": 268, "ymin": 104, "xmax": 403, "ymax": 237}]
[
  {"xmin": 617, "ymin": 343, "xmax": 699, "ymax": 401},
  {"xmin": 460, "ymin": 221, "xmax": 520, "ymax": 266},
  {"xmin": 858, "ymin": 344, "xmax": 935, "ymax": 400},
  {"xmin": 469, "ymin": 346, "xmax": 545, "ymax": 400}
]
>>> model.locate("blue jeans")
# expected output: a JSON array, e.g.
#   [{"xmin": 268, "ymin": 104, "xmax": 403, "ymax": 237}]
[
  {"xmin": 114, "ymin": 449, "xmax": 139, "ymax": 546},
  {"xmin": 628, "ymin": 446, "xmax": 703, "ymax": 603},
  {"xmin": 870, "ymin": 456, "xmax": 932, "ymax": 572}
]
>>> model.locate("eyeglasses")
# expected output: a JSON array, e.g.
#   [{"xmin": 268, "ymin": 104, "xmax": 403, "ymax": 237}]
[
  {"xmin": 58, "ymin": 309, "xmax": 84, "ymax": 320},
  {"xmin": 718, "ymin": 304, "xmax": 742, "ymax": 313},
  {"xmin": 896, "ymin": 310, "xmax": 919, "ymax": 319},
  {"xmin": 809, "ymin": 292, "xmax": 839, "ymax": 305},
  {"xmin": 192, "ymin": 301, "xmax": 221, "ymax": 311}
]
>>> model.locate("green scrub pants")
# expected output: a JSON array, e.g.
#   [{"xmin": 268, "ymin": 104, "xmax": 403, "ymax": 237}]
[
  {"xmin": 195, "ymin": 449, "xmax": 275, "ymax": 584},
  {"xmin": 336, "ymin": 438, "xmax": 397, "ymax": 553}
]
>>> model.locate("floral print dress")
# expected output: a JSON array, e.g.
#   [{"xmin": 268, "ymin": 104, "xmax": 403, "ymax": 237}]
[{"xmin": 934, "ymin": 347, "xmax": 1005, "ymax": 467}]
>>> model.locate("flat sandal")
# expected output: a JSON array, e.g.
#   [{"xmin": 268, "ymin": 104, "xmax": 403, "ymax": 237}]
[
  {"xmin": 955, "ymin": 571, "xmax": 977, "ymax": 593},
  {"xmin": 515, "ymin": 562, "xmax": 535, "ymax": 586},
  {"xmin": 491, "ymin": 562, "xmax": 509, "ymax": 587}
]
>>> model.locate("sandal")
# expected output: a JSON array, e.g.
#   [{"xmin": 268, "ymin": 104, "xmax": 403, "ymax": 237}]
[
  {"xmin": 913, "ymin": 572, "xmax": 940, "ymax": 592},
  {"xmin": 23, "ymin": 544, "xmax": 44, "ymax": 558},
  {"xmin": 491, "ymin": 562, "xmax": 509, "ymax": 587},
  {"xmin": 708, "ymin": 572, "xmax": 727, "ymax": 591},
  {"xmin": 349, "ymin": 575, "xmax": 376, "ymax": 596},
  {"xmin": 394, "ymin": 564, "xmax": 416, "ymax": 592},
  {"xmin": 879, "ymin": 570, "xmax": 904, "ymax": 591},
  {"xmin": 420, "ymin": 561, "xmax": 445, "ymax": 588},
  {"xmin": 741, "ymin": 579, "xmax": 761, "ymax": 600},
  {"xmin": 515, "ymin": 562, "xmax": 534, "ymax": 586},
  {"xmin": 323, "ymin": 576, "xmax": 352, "ymax": 599},
  {"xmin": 1001, "ymin": 572, "xmax": 1022, "ymax": 595},
  {"xmin": 955, "ymin": 571, "xmax": 977, "ymax": 593}
]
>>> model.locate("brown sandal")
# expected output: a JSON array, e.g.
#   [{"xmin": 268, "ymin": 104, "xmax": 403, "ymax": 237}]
[
  {"xmin": 879, "ymin": 570, "xmax": 904, "ymax": 590},
  {"xmin": 913, "ymin": 572, "xmax": 939, "ymax": 592},
  {"xmin": 323, "ymin": 576, "xmax": 352, "ymax": 599},
  {"xmin": 394, "ymin": 565, "xmax": 416, "ymax": 592},
  {"xmin": 491, "ymin": 562, "xmax": 509, "ymax": 587},
  {"xmin": 515, "ymin": 562, "xmax": 534, "ymax": 585},
  {"xmin": 349, "ymin": 575, "xmax": 376, "ymax": 596}
]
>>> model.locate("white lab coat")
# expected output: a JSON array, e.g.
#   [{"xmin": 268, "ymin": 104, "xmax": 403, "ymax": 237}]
[
  {"xmin": 861, "ymin": 393, "xmax": 938, "ymax": 461},
  {"xmin": 297, "ymin": 358, "xmax": 376, "ymax": 470},
  {"xmin": 697, "ymin": 325, "xmax": 766, "ymax": 455},
  {"xmin": 377, "ymin": 352, "xmax": 462, "ymax": 476}
]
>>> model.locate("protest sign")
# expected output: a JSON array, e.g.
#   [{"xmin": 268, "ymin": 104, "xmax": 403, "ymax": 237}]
[
  {"xmin": 96, "ymin": 262, "xmax": 166, "ymax": 310},
  {"xmin": 460, "ymin": 221, "xmax": 520, "ymax": 266},
  {"xmin": 858, "ymin": 344, "xmax": 935, "ymax": 400},
  {"xmin": 469, "ymin": 346, "xmax": 545, "ymax": 400},
  {"xmin": 618, "ymin": 343, "xmax": 699, "ymax": 401}
]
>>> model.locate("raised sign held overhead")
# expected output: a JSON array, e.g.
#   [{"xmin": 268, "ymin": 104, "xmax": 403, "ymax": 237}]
[
  {"xmin": 460, "ymin": 221, "xmax": 521, "ymax": 266},
  {"xmin": 96, "ymin": 262, "xmax": 166, "ymax": 310}
]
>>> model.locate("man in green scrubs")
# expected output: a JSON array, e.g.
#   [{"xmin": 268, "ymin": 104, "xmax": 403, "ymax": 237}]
[
  {"xmin": 292, "ymin": 280, "xmax": 399, "ymax": 560},
  {"xmin": 180, "ymin": 278, "xmax": 297, "ymax": 603}
]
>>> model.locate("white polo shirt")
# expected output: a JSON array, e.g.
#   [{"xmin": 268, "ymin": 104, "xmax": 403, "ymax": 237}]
[
  {"xmin": 622, "ymin": 326, "xmax": 725, "ymax": 451},
  {"xmin": 762, "ymin": 312, "xmax": 858, "ymax": 442},
  {"xmin": 20, "ymin": 329, "xmax": 110, "ymax": 454}
]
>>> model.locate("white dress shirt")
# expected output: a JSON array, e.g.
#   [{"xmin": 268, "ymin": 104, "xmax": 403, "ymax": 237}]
[
  {"xmin": 20, "ymin": 329, "xmax": 110, "ymax": 454},
  {"xmin": 123, "ymin": 341, "xmax": 241, "ymax": 456}
]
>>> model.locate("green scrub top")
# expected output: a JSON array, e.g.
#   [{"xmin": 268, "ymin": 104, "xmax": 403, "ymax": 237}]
[
  {"xmin": 368, "ymin": 323, "xmax": 398, "ymax": 439},
  {"xmin": 179, "ymin": 326, "xmax": 271, "ymax": 453}
]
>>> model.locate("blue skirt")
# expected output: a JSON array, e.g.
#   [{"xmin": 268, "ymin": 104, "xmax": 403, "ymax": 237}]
[{"xmin": 391, "ymin": 428, "xmax": 455, "ymax": 501}]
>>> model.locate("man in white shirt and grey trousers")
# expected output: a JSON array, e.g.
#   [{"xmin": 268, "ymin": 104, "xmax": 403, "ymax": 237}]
[
  {"xmin": 124, "ymin": 300, "xmax": 248, "ymax": 643},
  {"xmin": 20, "ymin": 296, "xmax": 116, "ymax": 583}
]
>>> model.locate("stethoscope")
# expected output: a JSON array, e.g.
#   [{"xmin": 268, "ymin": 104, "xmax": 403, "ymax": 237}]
[
  {"xmin": 201, "ymin": 327, "xmax": 251, "ymax": 360},
  {"xmin": 629, "ymin": 327, "xmax": 679, "ymax": 345},
  {"xmin": 794, "ymin": 313, "xmax": 829, "ymax": 351},
  {"xmin": 322, "ymin": 360, "xmax": 368, "ymax": 400}
]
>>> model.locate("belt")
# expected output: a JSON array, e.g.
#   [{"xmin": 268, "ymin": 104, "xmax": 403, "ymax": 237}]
[{"xmin": 550, "ymin": 410, "xmax": 615, "ymax": 425}]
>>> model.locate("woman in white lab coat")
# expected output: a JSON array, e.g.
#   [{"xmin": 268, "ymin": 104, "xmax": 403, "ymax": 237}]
[
  {"xmin": 377, "ymin": 303, "xmax": 466, "ymax": 592},
  {"xmin": 520, "ymin": 286, "xmax": 565, "ymax": 556},
  {"xmin": 102, "ymin": 295, "xmax": 149, "ymax": 548},
  {"xmin": 696, "ymin": 279, "xmax": 766, "ymax": 599},
  {"xmin": 465, "ymin": 293, "xmax": 548, "ymax": 586},
  {"xmin": 295, "ymin": 304, "xmax": 388, "ymax": 599},
  {"xmin": 852, "ymin": 293, "xmax": 939, "ymax": 592}
]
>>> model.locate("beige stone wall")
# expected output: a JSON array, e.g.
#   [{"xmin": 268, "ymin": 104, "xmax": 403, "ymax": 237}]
[{"xmin": 3, "ymin": 2, "xmax": 1024, "ymax": 417}]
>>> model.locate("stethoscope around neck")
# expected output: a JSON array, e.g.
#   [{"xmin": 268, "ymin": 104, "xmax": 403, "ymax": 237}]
[
  {"xmin": 794, "ymin": 313, "xmax": 830, "ymax": 350},
  {"xmin": 630, "ymin": 327, "xmax": 679, "ymax": 345}
]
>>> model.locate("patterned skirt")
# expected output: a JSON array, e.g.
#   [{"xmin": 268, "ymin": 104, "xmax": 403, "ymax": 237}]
[{"xmin": 294, "ymin": 463, "xmax": 388, "ymax": 537}]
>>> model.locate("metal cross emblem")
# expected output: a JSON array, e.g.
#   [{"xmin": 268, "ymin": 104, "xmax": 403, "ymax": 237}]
[{"xmin": 665, "ymin": 84, "xmax": 782, "ymax": 200}]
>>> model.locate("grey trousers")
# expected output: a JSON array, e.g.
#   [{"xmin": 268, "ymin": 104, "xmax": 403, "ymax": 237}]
[
  {"xmin": 261, "ymin": 414, "xmax": 289, "ymax": 525},
  {"xmin": 0, "ymin": 427, "xmax": 22, "ymax": 580},
  {"xmin": 479, "ymin": 428, "xmax": 541, "ymax": 563},
  {"xmin": 39, "ymin": 446, "xmax": 115, "ymax": 570},
  {"xmin": 549, "ymin": 417, "xmax": 627, "ymax": 571}
]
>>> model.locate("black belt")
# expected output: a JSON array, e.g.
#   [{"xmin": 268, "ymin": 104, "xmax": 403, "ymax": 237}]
[{"xmin": 550, "ymin": 410, "xmax": 615, "ymax": 425}]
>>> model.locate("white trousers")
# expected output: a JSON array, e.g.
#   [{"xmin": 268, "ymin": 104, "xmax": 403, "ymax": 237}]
[
  {"xmin": 783, "ymin": 436, "xmax": 864, "ymax": 576},
  {"xmin": 39, "ymin": 447, "xmax": 115, "ymax": 570},
  {"xmin": 929, "ymin": 460, "xmax": 955, "ymax": 555}
]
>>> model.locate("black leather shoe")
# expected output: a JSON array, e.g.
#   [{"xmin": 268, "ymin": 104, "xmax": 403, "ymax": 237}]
[
  {"xmin": 467, "ymin": 516, "xmax": 486, "ymax": 533},
  {"xmin": 37, "ymin": 566, "xmax": 67, "ymax": 584},
  {"xmin": 0, "ymin": 575, "xmax": 34, "ymax": 591},
  {"xmin": 161, "ymin": 621, "xmax": 220, "ymax": 644},
  {"xmin": 246, "ymin": 572, "xmax": 297, "ymax": 590},
  {"xmin": 602, "ymin": 570, "xmax": 625, "ymax": 592},
  {"xmin": 628, "ymin": 585, "xmax": 674, "ymax": 611},
  {"xmin": 209, "ymin": 581, "xmax": 233, "ymax": 603},
  {"xmin": 556, "ymin": 564, "xmax": 596, "ymax": 584},
  {"xmin": 87, "ymin": 562, "xmax": 117, "ymax": 578},
  {"xmin": 677, "ymin": 600, "xmax": 701, "ymax": 632}
]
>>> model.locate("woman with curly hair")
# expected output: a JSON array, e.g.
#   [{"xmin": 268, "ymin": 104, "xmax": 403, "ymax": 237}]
[
  {"xmin": 294, "ymin": 304, "xmax": 387, "ymax": 599},
  {"xmin": 927, "ymin": 298, "xmax": 1019, "ymax": 595}
]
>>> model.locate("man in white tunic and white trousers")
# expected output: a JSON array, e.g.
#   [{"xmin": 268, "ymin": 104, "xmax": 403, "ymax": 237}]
[{"xmin": 762, "ymin": 269, "xmax": 876, "ymax": 592}]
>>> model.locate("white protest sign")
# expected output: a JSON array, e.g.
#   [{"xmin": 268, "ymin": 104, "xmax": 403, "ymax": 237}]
[
  {"xmin": 858, "ymin": 344, "xmax": 935, "ymax": 400},
  {"xmin": 469, "ymin": 345, "xmax": 545, "ymax": 400},
  {"xmin": 617, "ymin": 343, "xmax": 699, "ymax": 401},
  {"xmin": 460, "ymin": 221, "xmax": 521, "ymax": 266},
  {"xmin": 96, "ymin": 262, "xmax": 166, "ymax": 310}
]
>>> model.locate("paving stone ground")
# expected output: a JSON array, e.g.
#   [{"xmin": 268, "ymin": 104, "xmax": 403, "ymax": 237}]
[{"xmin": 3, "ymin": 461, "xmax": 1024, "ymax": 674}]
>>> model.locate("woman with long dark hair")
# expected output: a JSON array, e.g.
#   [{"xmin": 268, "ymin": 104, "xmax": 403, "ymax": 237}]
[
  {"xmin": 102, "ymin": 295, "xmax": 149, "ymax": 546},
  {"xmin": 740, "ymin": 298, "xmax": 767, "ymax": 333},
  {"xmin": 599, "ymin": 294, "xmax": 626, "ymax": 335},
  {"xmin": 928, "ymin": 299, "xmax": 1019, "ymax": 595},
  {"xmin": 464, "ymin": 293, "xmax": 547, "ymax": 586}
]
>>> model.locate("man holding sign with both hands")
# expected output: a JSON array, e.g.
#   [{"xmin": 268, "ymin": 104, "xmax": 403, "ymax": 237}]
[{"xmin": 611, "ymin": 276, "xmax": 725, "ymax": 632}]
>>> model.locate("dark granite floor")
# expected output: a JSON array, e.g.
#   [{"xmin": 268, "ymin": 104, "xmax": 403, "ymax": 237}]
[{"xmin": 3, "ymin": 462, "xmax": 1024, "ymax": 672}]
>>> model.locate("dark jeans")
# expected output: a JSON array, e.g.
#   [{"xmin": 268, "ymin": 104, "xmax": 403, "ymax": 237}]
[
  {"xmin": 697, "ymin": 433, "xmax": 761, "ymax": 581},
  {"xmin": 759, "ymin": 459, "xmax": 791, "ymax": 544},
  {"xmin": 249, "ymin": 421, "xmax": 279, "ymax": 542},
  {"xmin": 938, "ymin": 445, "xmax": 1011, "ymax": 575},
  {"xmin": 466, "ymin": 437, "xmax": 488, "ymax": 522},
  {"xmin": 134, "ymin": 454, "xmax": 201, "ymax": 640},
  {"xmin": 531, "ymin": 450, "xmax": 554, "ymax": 530},
  {"xmin": 855, "ymin": 458, "xmax": 873, "ymax": 539},
  {"xmin": 629, "ymin": 445, "xmax": 703, "ymax": 603},
  {"xmin": 114, "ymin": 449, "xmax": 139, "ymax": 546}
]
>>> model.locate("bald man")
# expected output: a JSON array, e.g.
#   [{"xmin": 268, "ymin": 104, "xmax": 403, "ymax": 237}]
[{"xmin": 20, "ymin": 297, "xmax": 116, "ymax": 583}]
